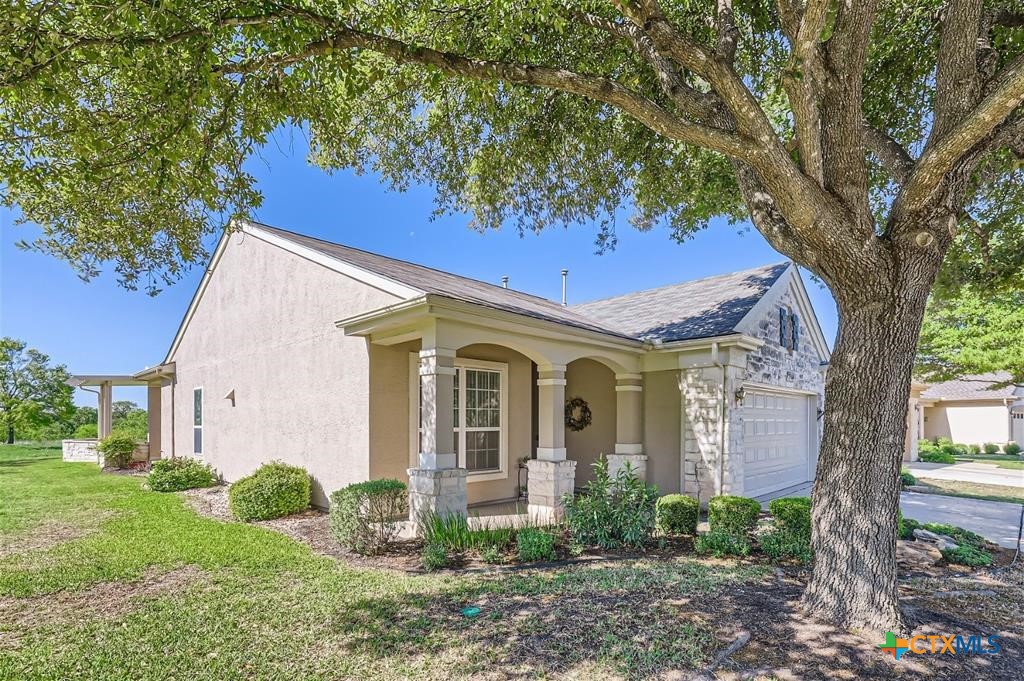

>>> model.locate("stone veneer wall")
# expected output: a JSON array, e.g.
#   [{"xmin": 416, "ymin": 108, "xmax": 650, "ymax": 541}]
[
  {"xmin": 62, "ymin": 440, "xmax": 151, "ymax": 466},
  {"xmin": 681, "ymin": 283, "xmax": 826, "ymax": 502}
]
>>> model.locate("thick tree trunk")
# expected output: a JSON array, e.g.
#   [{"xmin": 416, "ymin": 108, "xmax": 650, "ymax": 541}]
[
  {"xmin": 6, "ymin": 425, "xmax": 13, "ymax": 445},
  {"xmin": 802, "ymin": 266, "xmax": 934, "ymax": 632}
]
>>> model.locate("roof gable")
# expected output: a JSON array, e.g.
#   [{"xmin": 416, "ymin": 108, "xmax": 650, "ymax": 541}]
[{"xmin": 571, "ymin": 263, "xmax": 790, "ymax": 344}]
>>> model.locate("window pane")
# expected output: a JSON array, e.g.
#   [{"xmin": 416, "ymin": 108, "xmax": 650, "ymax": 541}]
[
  {"xmin": 465, "ymin": 369, "xmax": 500, "ymax": 428},
  {"xmin": 465, "ymin": 430, "xmax": 499, "ymax": 471},
  {"xmin": 193, "ymin": 427, "xmax": 202, "ymax": 454},
  {"xmin": 193, "ymin": 389, "xmax": 203, "ymax": 426}
]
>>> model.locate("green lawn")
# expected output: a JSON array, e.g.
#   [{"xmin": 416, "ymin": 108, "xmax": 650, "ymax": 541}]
[
  {"xmin": 0, "ymin": 445, "xmax": 767, "ymax": 680},
  {"xmin": 914, "ymin": 477, "xmax": 1024, "ymax": 506},
  {"xmin": 954, "ymin": 454, "xmax": 1024, "ymax": 470}
]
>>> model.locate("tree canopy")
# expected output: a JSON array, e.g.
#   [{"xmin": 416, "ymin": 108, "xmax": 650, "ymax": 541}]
[
  {"xmin": 917, "ymin": 288, "xmax": 1024, "ymax": 383},
  {"xmin": 2, "ymin": 1, "xmax": 1022, "ymax": 293},
  {"xmin": 0, "ymin": 337, "xmax": 74, "ymax": 444}
]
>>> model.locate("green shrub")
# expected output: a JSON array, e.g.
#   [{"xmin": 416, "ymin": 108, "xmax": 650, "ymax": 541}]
[
  {"xmin": 899, "ymin": 515, "xmax": 921, "ymax": 540},
  {"xmin": 73, "ymin": 423, "xmax": 98, "ymax": 439},
  {"xmin": 694, "ymin": 530, "xmax": 750, "ymax": 557},
  {"xmin": 940, "ymin": 441, "xmax": 969, "ymax": 457},
  {"xmin": 97, "ymin": 431, "xmax": 137, "ymax": 468},
  {"xmin": 707, "ymin": 495, "xmax": 762, "ymax": 536},
  {"xmin": 480, "ymin": 545, "xmax": 503, "ymax": 564},
  {"xmin": 655, "ymin": 494, "xmax": 699, "ymax": 535},
  {"xmin": 919, "ymin": 450, "xmax": 956, "ymax": 464},
  {"xmin": 759, "ymin": 530, "xmax": 813, "ymax": 563},
  {"xmin": 469, "ymin": 525, "xmax": 514, "ymax": 553},
  {"xmin": 982, "ymin": 442, "xmax": 1001, "ymax": 455},
  {"xmin": 1005, "ymin": 441, "xmax": 1021, "ymax": 456},
  {"xmin": 228, "ymin": 461, "xmax": 310, "ymax": 521},
  {"xmin": 329, "ymin": 479, "xmax": 407, "ymax": 555},
  {"xmin": 918, "ymin": 439, "xmax": 937, "ymax": 454},
  {"xmin": 147, "ymin": 457, "xmax": 217, "ymax": 492},
  {"xmin": 767, "ymin": 497, "xmax": 811, "ymax": 541},
  {"xmin": 421, "ymin": 541, "xmax": 449, "ymax": 571},
  {"xmin": 941, "ymin": 545, "xmax": 992, "ymax": 567},
  {"xmin": 517, "ymin": 527, "xmax": 556, "ymax": 562},
  {"xmin": 921, "ymin": 523, "xmax": 987, "ymax": 550},
  {"xmin": 968, "ymin": 444, "xmax": 981, "ymax": 455},
  {"xmin": 562, "ymin": 457, "xmax": 658, "ymax": 549},
  {"xmin": 900, "ymin": 469, "xmax": 917, "ymax": 487},
  {"xmin": 421, "ymin": 512, "xmax": 472, "ymax": 551}
]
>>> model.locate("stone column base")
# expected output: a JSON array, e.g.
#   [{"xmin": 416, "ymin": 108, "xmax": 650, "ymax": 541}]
[
  {"xmin": 407, "ymin": 468, "xmax": 468, "ymax": 528},
  {"xmin": 607, "ymin": 453, "xmax": 648, "ymax": 481},
  {"xmin": 526, "ymin": 459, "xmax": 576, "ymax": 524}
]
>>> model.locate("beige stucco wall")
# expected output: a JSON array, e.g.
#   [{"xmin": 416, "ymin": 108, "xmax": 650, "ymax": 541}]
[
  {"xmin": 644, "ymin": 370, "xmax": 682, "ymax": 494},
  {"xmin": 368, "ymin": 341, "xmax": 532, "ymax": 506},
  {"xmin": 923, "ymin": 402, "xmax": 1010, "ymax": 445},
  {"xmin": 164, "ymin": 231, "xmax": 400, "ymax": 506},
  {"xmin": 565, "ymin": 358, "xmax": 616, "ymax": 485}
]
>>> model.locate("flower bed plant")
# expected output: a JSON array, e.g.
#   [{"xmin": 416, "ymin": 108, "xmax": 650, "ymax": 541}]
[
  {"xmin": 97, "ymin": 431, "xmax": 137, "ymax": 469},
  {"xmin": 563, "ymin": 457, "xmax": 658, "ymax": 549},
  {"xmin": 655, "ymin": 494, "xmax": 699, "ymax": 535}
]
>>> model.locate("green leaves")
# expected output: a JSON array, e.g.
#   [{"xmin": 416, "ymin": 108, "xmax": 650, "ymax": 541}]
[{"xmin": 917, "ymin": 287, "xmax": 1024, "ymax": 383}]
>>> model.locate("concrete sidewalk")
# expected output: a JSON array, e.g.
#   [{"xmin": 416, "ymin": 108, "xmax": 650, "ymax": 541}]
[
  {"xmin": 905, "ymin": 461, "xmax": 1024, "ymax": 488},
  {"xmin": 900, "ymin": 491, "xmax": 1023, "ymax": 549}
]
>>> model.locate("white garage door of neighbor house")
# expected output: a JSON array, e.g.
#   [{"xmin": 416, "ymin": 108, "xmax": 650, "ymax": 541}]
[{"xmin": 743, "ymin": 389, "xmax": 812, "ymax": 498}]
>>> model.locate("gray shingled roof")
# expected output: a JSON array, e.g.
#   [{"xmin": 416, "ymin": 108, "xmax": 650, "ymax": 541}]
[
  {"xmin": 254, "ymin": 223, "xmax": 634, "ymax": 340},
  {"xmin": 921, "ymin": 372, "xmax": 1020, "ymax": 401},
  {"xmin": 572, "ymin": 263, "xmax": 791, "ymax": 343}
]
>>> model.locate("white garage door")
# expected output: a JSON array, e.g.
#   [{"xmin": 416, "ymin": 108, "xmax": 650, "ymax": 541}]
[{"xmin": 743, "ymin": 389, "xmax": 811, "ymax": 498}]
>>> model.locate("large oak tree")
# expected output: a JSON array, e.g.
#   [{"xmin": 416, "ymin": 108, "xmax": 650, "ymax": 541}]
[{"xmin": 2, "ymin": 1, "xmax": 1022, "ymax": 630}]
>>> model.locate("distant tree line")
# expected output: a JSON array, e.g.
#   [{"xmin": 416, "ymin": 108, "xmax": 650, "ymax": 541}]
[{"xmin": 1, "ymin": 337, "xmax": 148, "ymax": 443}]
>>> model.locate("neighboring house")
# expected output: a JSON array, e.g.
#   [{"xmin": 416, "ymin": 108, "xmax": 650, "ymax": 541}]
[
  {"xmin": 911, "ymin": 373, "xmax": 1024, "ymax": 449},
  {"xmin": 67, "ymin": 220, "xmax": 830, "ymax": 521}
]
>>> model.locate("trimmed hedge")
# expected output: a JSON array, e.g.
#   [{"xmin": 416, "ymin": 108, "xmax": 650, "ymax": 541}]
[
  {"xmin": 919, "ymin": 450, "xmax": 956, "ymax": 464},
  {"xmin": 655, "ymin": 494, "xmax": 699, "ymax": 535},
  {"xmin": 98, "ymin": 431, "xmax": 137, "ymax": 468},
  {"xmin": 767, "ymin": 497, "xmax": 811, "ymax": 541},
  {"xmin": 982, "ymin": 442, "xmax": 1001, "ymax": 455},
  {"xmin": 147, "ymin": 457, "xmax": 217, "ymax": 492},
  {"xmin": 329, "ymin": 479, "xmax": 407, "ymax": 555},
  {"xmin": 228, "ymin": 461, "xmax": 310, "ymax": 522},
  {"xmin": 1006, "ymin": 441, "xmax": 1021, "ymax": 456},
  {"xmin": 707, "ymin": 495, "xmax": 761, "ymax": 536}
]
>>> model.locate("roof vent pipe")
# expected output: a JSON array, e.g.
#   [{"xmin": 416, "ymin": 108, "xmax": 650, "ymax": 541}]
[
  {"xmin": 501, "ymin": 276, "xmax": 509, "ymax": 289},
  {"xmin": 561, "ymin": 269, "xmax": 569, "ymax": 306}
]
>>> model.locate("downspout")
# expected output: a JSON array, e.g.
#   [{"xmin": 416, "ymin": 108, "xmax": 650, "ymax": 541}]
[{"xmin": 711, "ymin": 342, "xmax": 727, "ymax": 496}]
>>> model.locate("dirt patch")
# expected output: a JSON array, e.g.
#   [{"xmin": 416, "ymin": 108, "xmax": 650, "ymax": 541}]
[
  {"xmin": 697, "ymin": 563, "xmax": 1024, "ymax": 680},
  {"xmin": 0, "ymin": 566, "xmax": 205, "ymax": 648},
  {"xmin": 0, "ymin": 514, "xmax": 110, "ymax": 559}
]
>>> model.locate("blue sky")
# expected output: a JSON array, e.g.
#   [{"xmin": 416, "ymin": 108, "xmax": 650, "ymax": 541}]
[{"xmin": 1, "ymin": 133, "xmax": 838, "ymax": 407}]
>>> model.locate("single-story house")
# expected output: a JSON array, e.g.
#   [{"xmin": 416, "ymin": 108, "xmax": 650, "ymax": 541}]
[
  {"xmin": 66, "ymin": 220, "xmax": 830, "ymax": 521},
  {"xmin": 905, "ymin": 373, "xmax": 1023, "ymax": 454}
]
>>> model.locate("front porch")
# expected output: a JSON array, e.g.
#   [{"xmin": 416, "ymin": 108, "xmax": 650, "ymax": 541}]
[
  {"xmin": 344, "ymin": 303, "xmax": 651, "ymax": 527},
  {"xmin": 62, "ymin": 366, "xmax": 174, "ymax": 465}
]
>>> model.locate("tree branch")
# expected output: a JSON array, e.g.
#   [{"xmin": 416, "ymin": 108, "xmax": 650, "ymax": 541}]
[
  {"xmin": 931, "ymin": 0, "xmax": 983, "ymax": 140},
  {"xmin": 214, "ymin": 25, "xmax": 754, "ymax": 158},
  {"xmin": 863, "ymin": 124, "xmax": 914, "ymax": 184},
  {"xmin": 993, "ymin": 9, "xmax": 1024, "ymax": 27},
  {"xmin": 901, "ymin": 52, "xmax": 1024, "ymax": 214}
]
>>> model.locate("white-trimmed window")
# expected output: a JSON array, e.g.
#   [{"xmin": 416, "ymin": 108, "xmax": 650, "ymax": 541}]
[
  {"xmin": 193, "ymin": 387, "xmax": 203, "ymax": 455},
  {"xmin": 409, "ymin": 355, "xmax": 508, "ymax": 481}
]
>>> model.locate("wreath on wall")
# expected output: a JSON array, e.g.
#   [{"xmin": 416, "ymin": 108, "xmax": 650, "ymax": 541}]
[{"xmin": 565, "ymin": 397, "xmax": 593, "ymax": 432}]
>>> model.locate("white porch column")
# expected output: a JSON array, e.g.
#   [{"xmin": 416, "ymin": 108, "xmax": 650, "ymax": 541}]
[
  {"xmin": 528, "ymin": 364, "xmax": 575, "ymax": 523},
  {"xmin": 608, "ymin": 373, "xmax": 647, "ymax": 480},
  {"xmin": 408, "ymin": 347, "xmax": 467, "ymax": 523},
  {"xmin": 97, "ymin": 381, "xmax": 113, "ymax": 438}
]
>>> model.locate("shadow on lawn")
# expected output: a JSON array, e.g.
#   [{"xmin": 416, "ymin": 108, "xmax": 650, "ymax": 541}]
[{"xmin": 321, "ymin": 561, "xmax": 1022, "ymax": 680}]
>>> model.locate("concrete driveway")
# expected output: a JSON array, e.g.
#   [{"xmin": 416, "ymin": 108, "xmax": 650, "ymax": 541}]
[
  {"xmin": 900, "ymin": 491, "xmax": 1022, "ymax": 549},
  {"xmin": 905, "ymin": 460, "xmax": 1024, "ymax": 488}
]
